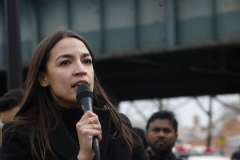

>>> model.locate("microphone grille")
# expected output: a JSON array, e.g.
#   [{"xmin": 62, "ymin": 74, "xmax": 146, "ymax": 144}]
[{"xmin": 76, "ymin": 84, "xmax": 93, "ymax": 100}]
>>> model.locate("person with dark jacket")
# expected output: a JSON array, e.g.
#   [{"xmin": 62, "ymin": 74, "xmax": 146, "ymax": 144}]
[
  {"xmin": 0, "ymin": 89, "xmax": 24, "ymax": 160},
  {"xmin": 145, "ymin": 111, "xmax": 183, "ymax": 160},
  {"xmin": 1, "ymin": 29, "xmax": 148, "ymax": 160},
  {"xmin": 0, "ymin": 89, "xmax": 24, "ymax": 125}
]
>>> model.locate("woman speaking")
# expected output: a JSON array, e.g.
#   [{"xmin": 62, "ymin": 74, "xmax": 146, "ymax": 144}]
[{"xmin": 1, "ymin": 29, "xmax": 148, "ymax": 160}]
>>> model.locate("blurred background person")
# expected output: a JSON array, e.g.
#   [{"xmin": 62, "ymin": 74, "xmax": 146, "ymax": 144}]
[
  {"xmin": 145, "ymin": 110, "xmax": 184, "ymax": 160},
  {"xmin": 0, "ymin": 89, "xmax": 24, "ymax": 125},
  {"xmin": 0, "ymin": 88, "xmax": 24, "ymax": 159}
]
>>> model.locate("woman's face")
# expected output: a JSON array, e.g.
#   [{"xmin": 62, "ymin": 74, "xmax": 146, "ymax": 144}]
[{"xmin": 39, "ymin": 37, "xmax": 94, "ymax": 108}]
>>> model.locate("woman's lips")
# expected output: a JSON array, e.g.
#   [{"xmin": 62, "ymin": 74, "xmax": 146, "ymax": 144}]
[{"xmin": 72, "ymin": 80, "xmax": 89, "ymax": 87}]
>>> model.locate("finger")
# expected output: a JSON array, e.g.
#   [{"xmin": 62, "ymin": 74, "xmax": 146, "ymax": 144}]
[
  {"xmin": 87, "ymin": 118, "xmax": 93, "ymax": 124},
  {"xmin": 79, "ymin": 123, "xmax": 101, "ymax": 131},
  {"xmin": 79, "ymin": 129, "xmax": 102, "ymax": 141},
  {"xmin": 91, "ymin": 129, "xmax": 102, "ymax": 141},
  {"xmin": 81, "ymin": 111, "xmax": 97, "ymax": 121},
  {"xmin": 77, "ymin": 113, "xmax": 100, "ymax": 128},
  {"xmin": 79, "ymin": 117, "xmax": 100, "ymax": 129},
  {"xmin": 76, "ymin": 122, "xmax": 101, "ymax": 137},
  {"xmin": 85, "ymin": 117, "xmax": 100, "ymax": 125},
  {"xmin": 96, "ymin": 131, "xmax": 102, "ymax": 141}
]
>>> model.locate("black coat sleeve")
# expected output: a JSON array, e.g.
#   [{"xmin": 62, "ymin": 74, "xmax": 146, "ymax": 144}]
[
  {"xmin": 1, "ymin": 122, "xmax": 81, "ymax": 160},
  {"xmin": 1, "ymin": 123, "xmax": 32, "ymax": 160}
]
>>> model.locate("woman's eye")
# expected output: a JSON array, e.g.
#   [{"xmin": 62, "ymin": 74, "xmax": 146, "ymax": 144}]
[
  {"xmin": 83, "ymin": 59, "xmax": 92, "ymax": 64},
  {"xmin": 60, "ymin": 60, "xmax": 70, "ymax": 66}
]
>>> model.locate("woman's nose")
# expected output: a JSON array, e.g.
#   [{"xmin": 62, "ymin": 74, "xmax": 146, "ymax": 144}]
[
  {"xmin": 74, "ymin": 63, "xmax": 87, "ymax": 75},
  {"xmin": 74, "ymin": 70, "xmax": 87, "ymax": 76}
]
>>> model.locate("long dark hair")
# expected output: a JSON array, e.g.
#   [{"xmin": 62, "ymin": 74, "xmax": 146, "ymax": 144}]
[{"xmin": 10, "ymin": 29, "xmax": 134, "ymax": 159}]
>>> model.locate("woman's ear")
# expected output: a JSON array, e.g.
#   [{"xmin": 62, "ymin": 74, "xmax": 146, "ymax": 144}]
[{"xmin": 38, "ymin": 72, "xmax": 49, "ymax": 87}]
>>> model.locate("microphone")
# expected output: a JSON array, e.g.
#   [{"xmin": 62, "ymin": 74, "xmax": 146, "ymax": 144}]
[{"xmin": 76, "ymin": 84, "xmax": 100, "ymax": 160}]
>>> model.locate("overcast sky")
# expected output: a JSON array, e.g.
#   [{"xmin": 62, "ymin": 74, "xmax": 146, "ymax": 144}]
[{"xmin": 119, "ymin": 94, "xmax": 240, "ymax": 130}]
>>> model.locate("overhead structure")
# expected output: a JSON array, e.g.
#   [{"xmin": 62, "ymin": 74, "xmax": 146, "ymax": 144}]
[{"xmin": 0, "ymin": 0, "xmax": 240, "ymax": 101}]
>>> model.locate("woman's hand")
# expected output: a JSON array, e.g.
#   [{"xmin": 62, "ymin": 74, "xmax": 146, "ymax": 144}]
[{"xmin": 76, "ymin": 111, "xmax": 102, "ymax": 160}]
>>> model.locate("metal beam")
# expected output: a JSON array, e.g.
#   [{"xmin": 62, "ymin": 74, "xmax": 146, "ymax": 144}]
[
  {"xmin": 99, "ymin": 0, "xmax": 106, "ymax": 54},
  {"xmin": 166, "ymin": 0, "xmax": 177, "ymax": 48},
  {"xmin": 33, "ymin": 1, "xmax": 41, "ymax": 42},
  {"xmin": 4, "ymin": 0, "xmax": 22, "ymax": 90},
  {"xmin": 211, "ymin": 0, "xmax": 217, "ymax": 41},
  {"xmin": 66, "ymin": 0, "xmax": 72, "ymax": 29},
  {"xmin": 134, "ymin": 0, "xmax": 140, "ymax": 50}
]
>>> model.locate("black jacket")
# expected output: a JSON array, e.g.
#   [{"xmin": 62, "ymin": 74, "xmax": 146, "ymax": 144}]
[
  {"xmin": 1, "ymin": 109, "xmax": 148, "ymax": 160},
  {"xmin": 149, "ymin": 151, "xmax": 184, "ymax": 160}
]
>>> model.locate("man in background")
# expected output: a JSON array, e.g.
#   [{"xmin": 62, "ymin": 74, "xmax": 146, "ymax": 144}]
[
  {"xmin": 0, "ymin": 89, "xmax": 24, "ymax": 159},
  {"xmin": 145, "ymin": 110, "xmax": 183, "ymax": 160},
  {"xmin": 0, "ymin": 89, "xmax": 24, "ymax": 125}
]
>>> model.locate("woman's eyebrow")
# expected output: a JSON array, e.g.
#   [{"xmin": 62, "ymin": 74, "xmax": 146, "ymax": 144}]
[
  {"xmin": 55, "ymin": 53, "xmax": 73, "ymax": 62},
  {"xmin": 55, "ymin": 53, "xmax": 91, "ymax": 62},
  {"xmin": 81, "ymin": 53, "xmax": 91, "ymax": 58}
]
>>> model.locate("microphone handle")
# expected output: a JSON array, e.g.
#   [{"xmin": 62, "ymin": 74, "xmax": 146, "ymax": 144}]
[
  {"xmin": 80, "ymin": 97, "xmax": 100, "ymax": 160},
  {"xmin": 93, "ymin": 137, "xmax": 100, "ymax": 160}
]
